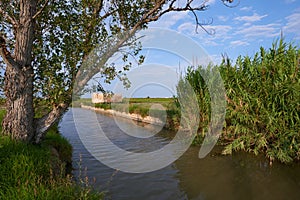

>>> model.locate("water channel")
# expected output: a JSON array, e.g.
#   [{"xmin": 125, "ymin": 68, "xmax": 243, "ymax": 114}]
[{"xmin": 59, "ymin": 108, "xmax": 300, "ymax": 200}]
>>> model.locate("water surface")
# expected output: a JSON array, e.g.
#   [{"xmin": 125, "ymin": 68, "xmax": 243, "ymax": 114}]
[{"xmin": 59, "ymin": 108, "xmax": 300, "ymax": 200}]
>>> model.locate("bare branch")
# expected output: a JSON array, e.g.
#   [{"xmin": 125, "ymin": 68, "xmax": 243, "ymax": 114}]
[
  {"xmin": 141, "ymin": 0, "xmax": 208, "ymax": 27},
  {"xmin": 32, "ymin": 0, "xmax": 51, "ymax": 19},
  {"xmin": 139, "ymin": 0, "xmax": 234, "ymax": 35},
  {"xmin": 222, "ymin": 0, "xmax": 240, "ymax": 8},
  {"xmin": 188, "ymin": 7, "xmax": 214, "ymax": 35}
]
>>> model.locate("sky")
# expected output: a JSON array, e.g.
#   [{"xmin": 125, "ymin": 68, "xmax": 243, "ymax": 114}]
[
  {"xmin": 92, "ymin": 0, "xmax": 300, "ymax": 98},
  {"xmin": 148, "ymin": 0, "xmax": 300, "ymax": 64}
]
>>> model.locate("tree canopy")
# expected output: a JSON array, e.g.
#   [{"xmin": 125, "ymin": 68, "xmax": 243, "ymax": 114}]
[{"xmin": 0, "ymin": 0, "xmax": 234, "ymax": 143}]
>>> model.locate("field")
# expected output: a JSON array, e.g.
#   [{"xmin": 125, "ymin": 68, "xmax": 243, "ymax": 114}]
[
  {"xmin": 75, "ymin": 97, "xmax": 175, "ymax": 113},
  {"xmin": 76, "ymin": 97, "xmax": 181, "ymax": 129}
]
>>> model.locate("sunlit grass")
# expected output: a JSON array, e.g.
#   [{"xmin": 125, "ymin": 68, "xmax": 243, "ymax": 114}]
[{"xmin": 0, "ymin": 109, "xmax": 104, "ymax": 200}]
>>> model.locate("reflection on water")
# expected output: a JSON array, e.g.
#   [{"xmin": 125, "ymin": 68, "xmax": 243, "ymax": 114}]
[
  {"xmin": 175, "ymin": 147, "xmax": 300, "ymax": 200},
  {"xmin": 59, "ymin": 108, "xmax": 300, "ymax": 200}
]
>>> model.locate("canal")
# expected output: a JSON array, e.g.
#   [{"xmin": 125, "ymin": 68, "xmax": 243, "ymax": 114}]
[{"xmin": 59, "ymin": 108, "xmax": 300, "ymax": 200}]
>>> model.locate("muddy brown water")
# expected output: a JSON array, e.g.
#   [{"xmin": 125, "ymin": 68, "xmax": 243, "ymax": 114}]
[{"xmin": 59, "ymin": 108, "xmax": 300, "ymax": 200}]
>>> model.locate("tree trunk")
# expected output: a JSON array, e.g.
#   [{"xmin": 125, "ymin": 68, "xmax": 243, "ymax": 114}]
[
  {"xmin": 2, "ymin": 65, "xmax": 35, "ymax": 141},
  {"xmin": 1, "ymin": 0, "xmax": 36, "ymax": 142},
  {"xmin": 34, "ymin": 103, "xmax": 68, "ymax": 144}
]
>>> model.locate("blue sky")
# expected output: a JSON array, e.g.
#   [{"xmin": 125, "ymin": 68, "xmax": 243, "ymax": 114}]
[
  {"xmin": 149, "ymin": 0, "xmax": 300, "ymax": 64},
  {"xmin": 89, "ymin": 0, "xmax": 300, "ymax": 98}
]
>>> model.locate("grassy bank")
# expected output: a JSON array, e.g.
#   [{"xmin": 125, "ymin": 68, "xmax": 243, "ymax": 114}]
[
  {"xmin": 76, "ymin": 97, "xmax": 181, "ymax": 129},
  {"xmin": 0, "ymin": 109, "xmax": 103, "ymax": 199}
]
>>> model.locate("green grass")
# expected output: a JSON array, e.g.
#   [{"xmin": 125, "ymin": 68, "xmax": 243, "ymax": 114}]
[
  {"xmin": 90, "ymin": 97, "xmax": 181, "ymax": 128},
  {"xmin": 72, "ymin": 98, "xmax": 93, "ymax": 107},
  {"xmin": 0, "ymin": 109, "xmax": 104, "ymax": 200},
  {"xmin": 126, "ymin": 97, "xmax": 173, "ymax": 104}
]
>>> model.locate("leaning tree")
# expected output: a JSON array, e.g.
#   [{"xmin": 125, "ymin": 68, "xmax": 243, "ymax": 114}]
[{"xmin": 0, "ymin": 0, "xmax": 234, "ymax": 143}]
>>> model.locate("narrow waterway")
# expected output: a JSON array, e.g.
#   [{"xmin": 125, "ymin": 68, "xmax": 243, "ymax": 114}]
[{"xmin": 59, "ymin": 108, "xmax": 300, "ymax": 200}]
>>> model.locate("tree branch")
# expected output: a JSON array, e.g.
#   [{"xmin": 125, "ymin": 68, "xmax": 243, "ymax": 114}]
[
  {"xmin": 73, "ymin": 0, "xmax": 214, "ymax": 96},
  {"xmin": 141, "ymin": 0, "xmax": 235, "ymax": 33},
  {"xmin": 0, "ymin": 7, "xmax": 18, "ymax": 27},
  {"xmin": 34, "ymin": 103, "xmax": 69, "ymax": 143},
  {"xmin": 0, "ymin": 35, "xmax": 19, "ymax": 69},
  {"xmin": 141, "ymin": 0, "xmax": 208, "ymax": 26},
  {"xmin": 189, "ymin": 8, "xmax": 214, "ymax": 35},
  {"xmin": 74, "ymin": 0, "xmax": 237, "ymax": 97},
  {"xmin": 32, "ymin": 0, "xmax": 51, "ymax": 19},
  {"xmin": 222, "ymin": 0, "xmax": 240, "ymax": 8}
]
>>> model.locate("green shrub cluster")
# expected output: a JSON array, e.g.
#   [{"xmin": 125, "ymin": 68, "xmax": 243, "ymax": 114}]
[
  {"xmin": 184, "ymin": 40, "xmax": 300, "ymax": 163},
  {"xmin": 94, "ymin": 102, "xmax": 112, "ymax": 110}
]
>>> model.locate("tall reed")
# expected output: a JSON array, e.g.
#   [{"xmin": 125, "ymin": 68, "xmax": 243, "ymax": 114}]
[{"xmin": 183, "ymin": 39, "xmax": 300, "ymax": 163}]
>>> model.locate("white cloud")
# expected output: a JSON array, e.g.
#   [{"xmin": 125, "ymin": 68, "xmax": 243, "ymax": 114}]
[
  {"xmin": 230, "ymin": 40, "xmax": 250, "ymax": 47},
  {"xmin": 283, "ymin": 12, "xmax": 300, "ymax": 39},
  {"xmin": 178, "ymin": 22, "xmax": 232, "ymax": 38},
  {"xmin": 240, "ymin": 6, "xmax": 253, "ymax": 12},
  {"xmin": 205, "ymin": 25, "xmax": 233, "ymax": 37},
  {"xmin": 242, "ymin": 22, "xmax": 252, "ymax": 27},
  {"xmin": 234, "ymin": 13, "xmax": 268, "ymax": 23},
  {"xmin": 177, "ymin": 22, "xmax": 195, "ymax": 33},
  {"xmin": 149, "ymin": 11, "xmax": 190, "ymax": 28},
  {"xmin": 207, "ymin": 0, "xmax": 216, "ymax": 5},
  {"xmin": 235, "ymin": 23, "xmax": 280, "ymax": 38},
  {"xmin": 218, "ymin": 15, "xmax": 229, "ymax": 22},
  {"xmin": 177, "ymin": 22, "xmax": 233, "ymax": 47}
]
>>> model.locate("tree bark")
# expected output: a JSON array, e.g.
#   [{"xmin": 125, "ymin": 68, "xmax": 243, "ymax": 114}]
[
  {"xmin": 2, "ymin": 65, "xmax": 35, "ymax": 141},
  {"xmin": 34, "ymin": 103, "xmax": 68, "ymax": 144},
  {"xmin": 1, "ymin": 0, "xmax": 36, "ymax": 142}
]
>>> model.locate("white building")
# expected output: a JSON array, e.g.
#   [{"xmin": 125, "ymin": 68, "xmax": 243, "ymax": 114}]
[{"xmin": 91, "ymin": 93, "xmax": 123, "ymax": 103}]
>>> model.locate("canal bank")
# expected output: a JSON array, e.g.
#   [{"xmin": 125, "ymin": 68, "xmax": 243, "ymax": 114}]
[{"xmin": 81, "ymin": 104, "xmax": 169, "ymax": 127}]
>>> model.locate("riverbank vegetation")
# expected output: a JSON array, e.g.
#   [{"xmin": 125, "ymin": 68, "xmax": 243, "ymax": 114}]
[
  {"xmin": 186, "ymin": 40, "xmax": 299, "ymax": 163},
  {"xmin": 76, "ymin": 97, "xmax": 181, "ymax": 129},
  {"xmin": 78, "ymin": 40, "xmax": 299, "ymax": 164},
  {"xmin": 0, "ymin": 109, "xmax": 103, "ymax": 199}
]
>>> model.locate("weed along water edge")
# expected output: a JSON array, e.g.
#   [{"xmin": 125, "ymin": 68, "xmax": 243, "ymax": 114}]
[
  {"xmin": 60, "ymin": 108, "xmax": 300, "ymax": 200},
  {"xmin": 0, "ymin": 109, "xmax": 104, "ymax": 200}
]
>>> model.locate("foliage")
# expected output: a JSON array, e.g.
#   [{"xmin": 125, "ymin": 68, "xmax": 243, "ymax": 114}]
[
  {"xmin": 0, "ymin": 0, "xmax": 212, "ymax": 108},
  {"xmin": 184, "ymin": 40, "xmax": 300, "ymax": 163},
  {"xmin": 0, "ymin": 0, "xmax": 235, "ymax": 141},
  {"xmin": 184, "ymin": 65, "xmax": 212, "ymax": 135},
  {"xmin": 0, "ymin": 98, "xmax": 5, "ymax": 107}
]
